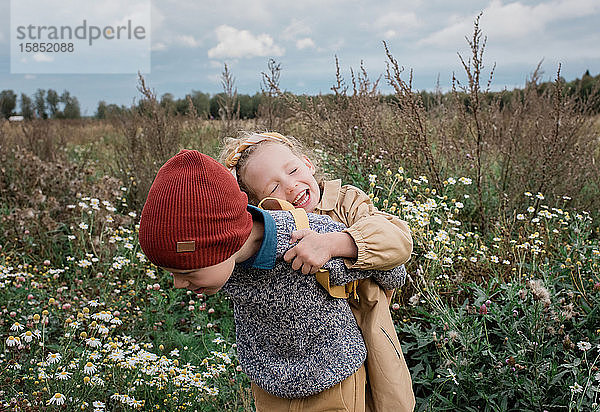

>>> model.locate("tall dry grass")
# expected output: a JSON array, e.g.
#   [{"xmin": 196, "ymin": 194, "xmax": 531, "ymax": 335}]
[
  {"xmin": 0, "ymin": 121, "xmax": 124, "ymax": 259},
  {"xmin": 107, "ymin": 74, "xmax": 232, "ymax": 209},
  {"xmin": 267, "ymin": 16, "xmax": 600, "ymax": 229},
  {"xmin": 2, "ymin": 16, "xmax": 599, "ymax": 227},
  {"xmin": 256, "ymin": 58, "xmax": 287, "ymax": 132}
]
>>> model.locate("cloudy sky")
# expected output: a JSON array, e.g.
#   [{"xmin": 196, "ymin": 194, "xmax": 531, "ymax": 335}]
[{"xmin": 1, "ymin": 0, "xmax": 599, "ymax": 115}]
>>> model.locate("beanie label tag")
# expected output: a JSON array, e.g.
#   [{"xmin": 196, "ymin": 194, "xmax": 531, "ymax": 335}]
[{"xmin": 176, "ymin": 241, "xmax": 196, "ymax": 252}]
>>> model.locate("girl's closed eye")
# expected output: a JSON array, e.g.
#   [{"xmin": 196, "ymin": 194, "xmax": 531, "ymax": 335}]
[
  {"xmin": 289, "ymin": 168, "xmax": 297, "ymax": 174},
  {"xmin": 270, "ymin": 184, "xmax": 279, "ymax": 194}
]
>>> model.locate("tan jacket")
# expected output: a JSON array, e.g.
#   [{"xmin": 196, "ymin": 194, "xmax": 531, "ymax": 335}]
[
  {"xmin": 315, "ymin": 179, "xmax": 413, "ymax": 270},
  {"xmin": 315, "ymin": 179, "xmax": 416, "ymax": 412}
]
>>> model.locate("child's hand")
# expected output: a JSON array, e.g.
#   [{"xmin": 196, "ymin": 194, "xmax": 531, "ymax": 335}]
[{"xmin": 284, "ymin": 230, "xmax": 333, "ymax": 274}]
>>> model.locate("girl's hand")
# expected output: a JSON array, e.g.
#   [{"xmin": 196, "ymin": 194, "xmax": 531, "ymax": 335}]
[
  {"xmin": 283, "ymin": 230, "xmax": 358, "ymax": 274},
  {"xmin": 284, "ymin": 230, "xmax": 333, "ymax": 274}
]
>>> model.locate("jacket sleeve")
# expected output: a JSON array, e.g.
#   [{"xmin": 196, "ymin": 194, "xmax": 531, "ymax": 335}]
[{"xmin": 335, "ymin": 185, "xmax": 413, "ymax": 270}]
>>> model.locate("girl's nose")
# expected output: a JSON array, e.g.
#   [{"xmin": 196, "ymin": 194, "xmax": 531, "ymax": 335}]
[{"xmin": 284, "ymin": 179, "xmax": 297, "ymax": 194}]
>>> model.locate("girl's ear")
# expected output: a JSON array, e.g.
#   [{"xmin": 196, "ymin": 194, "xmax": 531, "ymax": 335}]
[{"xmin": 302, "ymin": 155, "xmax": 315, "ymax": 174}]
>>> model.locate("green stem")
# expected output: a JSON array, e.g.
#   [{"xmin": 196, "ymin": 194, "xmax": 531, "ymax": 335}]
[{"xmin": 483, "ymin": 317, "xmax": 490, "ymax": 348}]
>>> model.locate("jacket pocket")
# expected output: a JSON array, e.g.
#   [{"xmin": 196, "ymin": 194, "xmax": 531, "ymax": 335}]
[{"xmin": 380, "ymin": 326, "xmax": 401, "ymax": 359}]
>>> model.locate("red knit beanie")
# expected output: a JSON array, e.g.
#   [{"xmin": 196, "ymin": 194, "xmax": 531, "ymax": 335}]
[{"xmin": 138, "ymin": 150, "xmax": 253, "ymax": 269}]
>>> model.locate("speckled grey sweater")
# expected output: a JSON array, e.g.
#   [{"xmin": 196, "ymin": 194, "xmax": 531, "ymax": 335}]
[{"xmin": 222, "ymin": 209, "xmax": 406, "ymax": 399}]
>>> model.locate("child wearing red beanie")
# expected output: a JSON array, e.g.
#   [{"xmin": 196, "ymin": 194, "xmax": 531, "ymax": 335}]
[{"xmin": 138, "ymin": 150, "xmax": 407, "ymax": 411}]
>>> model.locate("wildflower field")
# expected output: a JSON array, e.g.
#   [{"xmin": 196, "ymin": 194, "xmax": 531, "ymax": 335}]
[{"xmin": 2, "ymin": 25, "xmax": 600, "ymax": 411}]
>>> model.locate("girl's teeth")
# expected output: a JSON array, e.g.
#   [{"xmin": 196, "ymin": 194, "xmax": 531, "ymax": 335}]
[{"xmin": 294, "ymin": 190, "xmax": 309, "ymax": 206}]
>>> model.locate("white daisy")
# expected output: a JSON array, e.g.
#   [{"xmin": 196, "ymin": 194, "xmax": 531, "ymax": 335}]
[
  {"xmin": 83, "ymin": 361, "xmax": 97, "ymax": 375},
  {"xmin": 6, "ymin": 336, "xmax": 20, "ymax": 347},
  {"xmin": 570, "ymin": 382, "xmax": 583, "ymax": 393},
  {"xmin": 10, "ymin": 322, "xmax": 24, "ymax": 332},
  {"xmin": 20, "ymin": 330, "xmax": 35, "ymax": 343},
  {"xmin": 55, "ymin": 370, "xmax": 72, "ymax": 380},
  {"xmin": 47, "ymin": 393, "xmax": 66, "ymax": 406},
  {"xmin": 89, "ymin": 351, "xmax": 102, "ymax": 361},
  {"xmin": 86, "ymin": 337, "xmax": 102, "ymax": 348},
  {"xmin": 577, "ymin": 341, "xmax": 592, "ymax": 351},
  {"xmin": 107, "ymin": 349, "xmax": 125, "ymax": 361},
  {"xmin": 47, "ymin": 352, "xmax": 62, "ymax": 364}
]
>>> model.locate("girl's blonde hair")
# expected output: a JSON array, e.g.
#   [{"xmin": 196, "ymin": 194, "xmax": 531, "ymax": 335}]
[{"xmin": 218, "ymin": 131, "xmax": 324, "ymax": 204}]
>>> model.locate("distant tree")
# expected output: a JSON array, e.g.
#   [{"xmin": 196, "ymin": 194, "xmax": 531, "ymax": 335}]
[
  {"xmin": 20, "ymin": 93, "xmax": 35, "ymax": 119},
  {"xmin": 34, "ymin": 89, "xmax": 47, "ymax": 119},
  {"xmin": 563, "ymin": 70, "xmax": 600, "ymax": 114},
  {"xmin": 0, "ymin": 90, "xmax": 17, "ymax": 119},
  {"xmin": 190, "ymin": 90, "xmax": 211, "ymax": 117},
  {"xmin": 46, "ymin": 89, "xmax": 59, "ymax": 118},
  {"xmin": 96, "ymin": 100, "xmax": 127, "ymax": 118},
  {"xmin": 96, "ymin": 100, "xmax": 107, "ymax": 119},
  {"xmin": 238, "ymin": 93, "xmax": 259, "ymax": 119},
  {"xmin": 175, "ymin": 97, "xmax": 190, "ymax": 115},
  {"xmin": 209, "ymin": 93, "xmax": 224, "ymax": 118},
  {"xmin": 61, "ymin": 90, "xmax": 81, "ymax": 119},
  {"xmin": 66, "ymin": 99, "xmax": 81, "ymax": 118},
  {"xmin": 160, "ymin": 93, "xmax": 176, "ymax": 115},
  {"xmin": 209, "ymin": 91, "xmax": 259, "ymax": 119},
  {"xmin": 108, "ymin": 104, "xmax": 127, "ymax": 117}
]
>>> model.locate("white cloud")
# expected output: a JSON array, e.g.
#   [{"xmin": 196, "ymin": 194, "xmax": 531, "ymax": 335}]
[
  {"xmin": 374, "ymin": 12, "xmax": 420, "ymax": 30},
  {"xmin": 420, "ymin": 0, "xmax": 600, "ymax": 47},
  {"xmin": 330, "ymin": 38, "xmax": 345, "ymax": 51},
  {"xmin": 384, "ymin": 30, "xmax": 397, "ymax": 39},
  {"xmin": 24, "ymin": 74, "xmax": 36, "ymax": 80},
  {"xmin": 177, "ymin": 35, "xmax": 201, "ymax": 48},
  {"xmin": 364, "ymin": 10, "xmax": 420, "ymax": 39},
  {"xmin": 149, "ymin": 34, "xmax": 200, "ymax": 52},
  {"xmin": 32, "ymin": 53, "xmax": 54, "ymax": 62},
  {"xmin": 152, "ymin": 42, "xmax": 167, "ymax": 51},
  {"xmin": 208, "ymin": 25, "xmax": 284, "ymax": 59},
  {"xmin": 296, "ymin": 37, "xmax": 315, "ymax": 50},
  {"xmin": 282, "ymin": 19, "xmax": 311, "ymax": 40}
]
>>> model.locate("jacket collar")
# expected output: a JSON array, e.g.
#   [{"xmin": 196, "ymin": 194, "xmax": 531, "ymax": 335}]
[{"xmin": 315, "ymin": 179, "xmax": 342, "ymax": 212}]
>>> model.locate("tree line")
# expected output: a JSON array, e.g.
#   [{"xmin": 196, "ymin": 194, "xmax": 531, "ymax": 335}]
[
  {"xmin": 0, "ymin": 89, "xmax": 81, "ymax": 119},
  {"xmin": 118, "ymin": 70, "xmax": 600, "ymax": 119},
  {"xmin": 2, "ymin": 70, "xmax": 598, "ymax": 121},
  {"xmin": 96, "ymin": 90, "xmax": 265, "ymax": 120}
]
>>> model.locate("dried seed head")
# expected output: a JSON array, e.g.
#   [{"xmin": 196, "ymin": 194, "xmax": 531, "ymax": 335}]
[{"xmin": 527, "ymin": 279, "xmax": 551, "ymax": 308}]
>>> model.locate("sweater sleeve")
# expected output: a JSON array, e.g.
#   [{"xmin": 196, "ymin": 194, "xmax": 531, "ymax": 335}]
[
  {"xmin": 270, "ymin": 210, "xmax": 347, "ymax": 259},
  {"xmin": 323, "ymin": 260, "xmax": 407, "ymax": 289},
  {"xmin": 335, "ymin": 185, "xmax": 413, "ymax": 270}
]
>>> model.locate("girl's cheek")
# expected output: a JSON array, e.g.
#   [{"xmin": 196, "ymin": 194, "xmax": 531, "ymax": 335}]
[{"xmin": 271, "ymin": 188, "xmax": 283, "ymax": 199}]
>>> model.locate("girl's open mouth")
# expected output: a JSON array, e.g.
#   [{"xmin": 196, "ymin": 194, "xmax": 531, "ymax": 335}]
[{"xmin": 292, "ymin": 189, "xmax": 310, "ymax": 208}]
